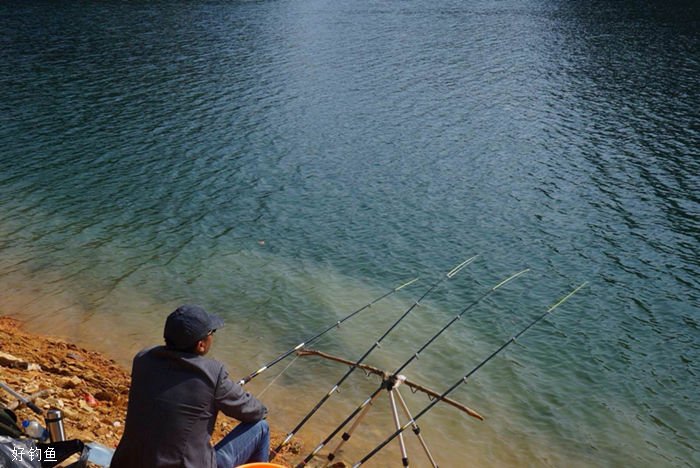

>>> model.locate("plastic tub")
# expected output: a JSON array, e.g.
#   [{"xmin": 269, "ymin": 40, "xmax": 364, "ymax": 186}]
[{"xmin": 237, "ymin": 464, "xmax": 287, "ymax": 468}]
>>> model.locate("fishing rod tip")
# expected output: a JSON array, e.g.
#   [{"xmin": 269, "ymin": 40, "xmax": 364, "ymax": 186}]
[{"xmin": 396, "ymin": 277, "xmax": 420, "ymax": 290}]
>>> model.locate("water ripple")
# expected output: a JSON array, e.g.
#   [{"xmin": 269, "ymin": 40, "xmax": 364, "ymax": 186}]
[{"xmin": 1, "ymin": 0, "xmax": 699, "ymax": 466}]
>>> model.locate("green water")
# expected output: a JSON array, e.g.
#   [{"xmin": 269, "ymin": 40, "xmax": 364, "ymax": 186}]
[{"xmin": 1, "ymin": 0, "xmax": 698, "ymax": 466}]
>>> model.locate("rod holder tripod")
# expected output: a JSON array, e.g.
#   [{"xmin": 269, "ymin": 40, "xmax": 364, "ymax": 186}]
[
  {"xmin": 297, "ymin": 349, "xmax": 483, "ymax": 467},
  {"xmin": 324, "ymin": 374, "xmax": 436, "ymax": 468}
]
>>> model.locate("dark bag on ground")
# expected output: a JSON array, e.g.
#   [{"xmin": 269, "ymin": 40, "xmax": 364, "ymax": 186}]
[{"xmin": 0, "ymin": 408, "xmax": 22, "ymax": 438}]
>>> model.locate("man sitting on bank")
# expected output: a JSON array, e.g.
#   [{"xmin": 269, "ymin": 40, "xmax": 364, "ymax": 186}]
[{"xmin": 112, "ymin": 304, "xmax": 269, "ymax": 468}]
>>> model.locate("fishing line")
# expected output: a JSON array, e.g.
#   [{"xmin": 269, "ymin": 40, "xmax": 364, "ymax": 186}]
[
  {"xmin": 299, "ymin": 268, "xmax": 529, "ymax": 467},
  {"xmin": 351, "ymin": 281, "xmax": 588, "ymax": 467},
  {"xmin": 258, "ymin": 354, "xmax": 300, "ymax": 398},
  {"xmin": 238, "ymin": 277, "xmax": 419, "ymax": 385},
  {"xmin": 272, "ymin": 256, "xmax": 478, "ymax": 457}
]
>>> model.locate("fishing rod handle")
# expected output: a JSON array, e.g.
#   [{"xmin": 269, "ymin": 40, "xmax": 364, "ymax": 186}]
[{"xmin": 27, "ymin": 401, "xmax": 43, "ymax": 415}]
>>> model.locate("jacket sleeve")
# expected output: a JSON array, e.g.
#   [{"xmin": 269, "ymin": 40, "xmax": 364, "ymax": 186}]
[{"xmin": 214, "ymin": 366, "xmax": 267, "ymax": 422}]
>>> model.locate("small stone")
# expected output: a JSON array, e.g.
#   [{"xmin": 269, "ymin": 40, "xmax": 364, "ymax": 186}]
[
  {"xmin": 61, "ymin": 407, "xmax": 77, "ymax": 419},
  {"xmin": 23, "ymin": 383, "xmax": 40, "ymax": 394},
  {"xmin": 0, "ymin": 351, "xmax": 23, "ymax": 367},
  {"xmin": 66, "ymin": 352, "xmax": 85, "ymax": 362},
  {"xmin": 47, "ymin": 398, "xmax": 64, "ymax": 409},
  {"xmin": 0, "ymin": 351, "xmax": 39, "ymax": 370},
  {"xmin": 59, "ymin": 376, "xmax": 83, "ymax": 389},
  {"xmin": 94, "ymin": 390, "xmax": 116, "ymax": 402},
  {"xmin": 34, "ymin": 397, "xmax": 49, "ymax": 409}
]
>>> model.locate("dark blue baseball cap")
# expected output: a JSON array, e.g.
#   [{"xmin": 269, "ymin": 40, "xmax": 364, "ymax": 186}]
[{"xmin": 164, "ymin": 304, "xmax": 225, "ymax": 349}]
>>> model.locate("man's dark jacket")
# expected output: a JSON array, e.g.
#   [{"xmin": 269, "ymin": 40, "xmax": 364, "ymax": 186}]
[{"xmin": 111, "ymin": 346, "xmax": 267, "ymax": 468}]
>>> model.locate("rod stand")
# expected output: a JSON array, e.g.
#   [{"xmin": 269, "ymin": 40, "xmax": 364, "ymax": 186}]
[{"xmin": 321, "ymin": 371, "xmax": 438, "ymax": 467}]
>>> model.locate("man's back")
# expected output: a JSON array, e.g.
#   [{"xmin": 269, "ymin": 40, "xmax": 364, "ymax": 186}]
[{"xmin": 112, "ymin": 345, "xmax": 266, "ymax": 468}]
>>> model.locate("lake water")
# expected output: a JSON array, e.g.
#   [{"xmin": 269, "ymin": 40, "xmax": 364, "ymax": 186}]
[{"xmin": 1, "ymin": 0, "xmax": 698, "ymax": 466}]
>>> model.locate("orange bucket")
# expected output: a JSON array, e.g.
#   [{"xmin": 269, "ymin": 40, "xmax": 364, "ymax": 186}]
[{"xmin": 237, "ymin": 464, "xmax": 287, "ymax": 468}]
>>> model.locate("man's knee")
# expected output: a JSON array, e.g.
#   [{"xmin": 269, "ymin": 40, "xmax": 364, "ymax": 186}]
[{"xmin": 256, "ymin": 419, "xmax": 269, "ymax": 437}]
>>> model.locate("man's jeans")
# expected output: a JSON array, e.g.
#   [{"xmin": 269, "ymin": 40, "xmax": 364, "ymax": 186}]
[{"xmin": 215, "ymin": 420, "xmax": 270, "ymax": 468}]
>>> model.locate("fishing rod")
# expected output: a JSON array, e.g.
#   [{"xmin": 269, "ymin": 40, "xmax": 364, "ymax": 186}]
[
  {"xmin": 0, "ymin": 381, "xmax": 43, "ymax": 415},
  {"xmin": 272, "ymin": 256, "xmax": 478, "ymax": 456},
  {"xmin": 238, "ymin": 277, "xmax": 419, "ymax": 385},
  {"xmin": 351, "ymin": 281, "xmax": 588, "ymax": 467},
  {"xmin": 299, "ymin": 268, "xmax": 530, "ymax": 467}
]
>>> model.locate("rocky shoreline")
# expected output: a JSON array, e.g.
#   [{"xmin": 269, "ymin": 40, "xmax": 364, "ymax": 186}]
[{"xmin": 0, "ymin": 316, "xmax": 303, "ymax": 466}]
